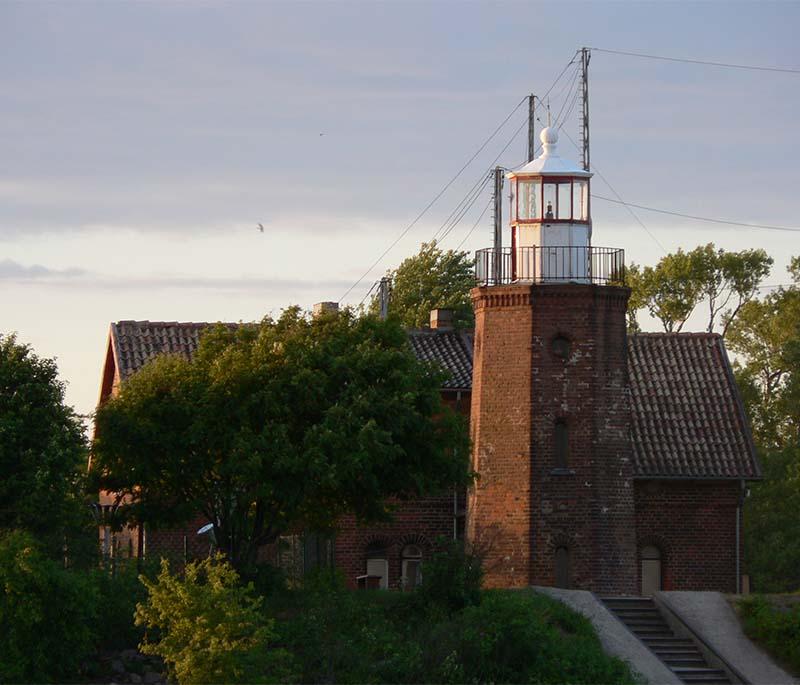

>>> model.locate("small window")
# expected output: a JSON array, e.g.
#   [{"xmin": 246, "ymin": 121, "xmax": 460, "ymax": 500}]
[
  {"xmin": 552, "ymin": 335, "xmax": 570, "ymax": 359},
  {"xmin": 366, "ymin": 543, "xmax": 388, "ymax": 589},
  {"xmin": 557, "ymin": 182, "xmax": 571, "ymax": 219},
  {"xmin": 401, "ymin": 544, "xmax": 423, "ymax": 590},
  {"xmin": 555, "ymin": 420, "xmax": 568, "ymax": 470},
  {"xmin": 555, "ymin": 547, "xmax": 570, "ymax": 588},
  {"xmin": 543, "ymin": 183, "xmax": 557, "ymax": 220},
  {"xmin": 573, "ymin": 179, "xmax": 589, "ymax": 220}
]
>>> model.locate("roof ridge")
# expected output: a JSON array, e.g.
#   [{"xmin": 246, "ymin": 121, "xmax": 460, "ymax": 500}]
[{"xmin": 631, "ymin": 331, "xmax": 722, "ymax": 339}]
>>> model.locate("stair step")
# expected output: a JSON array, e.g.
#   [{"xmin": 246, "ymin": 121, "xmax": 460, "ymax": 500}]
[
  {"xmin": 655, "ymin": 649, "xmax": 704, "ymax": 657},
  {"xmin": 641, "ymin": 638, "xmax": 695, "ymax": 646},
  {"xmin": 664, "ymin": 658, "xmax": 706, "ymax": 667}
]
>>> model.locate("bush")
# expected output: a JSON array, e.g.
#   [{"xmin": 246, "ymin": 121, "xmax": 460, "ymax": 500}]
[
  {"xmin": 277, "ymin": 581, "xmax": 423, "ymax": 684},
  {"xmin": 135, "ymin": 555, "xmax": 294, "ymax": 684},
  {"xmin": 416, "ymin": 538, "xmax": 483, "ymax": 614},
  {"xmin": 738, "ymin": 595, "xmax": 800, "ymax": 674},
  {"xmin": 0, "ymin": 530, "xmax": 99, "ymax": 683},
  {"xmin": 424, "ymin": 590, "xmax": 637, "ymax": 684}
]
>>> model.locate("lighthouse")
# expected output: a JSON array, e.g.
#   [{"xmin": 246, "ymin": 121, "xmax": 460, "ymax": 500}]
[{"xmin": 468, "ymin": 130, "xmax": 636, "ymax": 594}]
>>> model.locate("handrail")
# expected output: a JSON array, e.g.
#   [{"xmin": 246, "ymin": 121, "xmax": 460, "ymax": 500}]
[{"xmin": 475, "ymin": 246, "xmax": 625, "ymax": 286}]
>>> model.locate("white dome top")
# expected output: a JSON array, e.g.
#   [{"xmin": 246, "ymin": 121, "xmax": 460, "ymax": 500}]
[
  {"xmin": 540, "ymin": 126, "xmax": 558, "ymax": 145},
  {"xmin": 507, "ymin": 126, "xmax": 591, "ymax": 179}
]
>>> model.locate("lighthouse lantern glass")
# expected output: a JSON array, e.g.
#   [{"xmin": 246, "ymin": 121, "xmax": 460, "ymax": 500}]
[
  {"xmin": 518, "ymin": 179, "xmax": 540, "ymax": 220},
  {"xmin": 573, "ymin": 179, "xmax": 589, "ymax": 221},
  {"xmin": 558, "ymin": 182, "xmax": 571, "ymax": 219},
  {"xmin": 543, "ymin": 183, "xmax": 557, "ymax": 220}
]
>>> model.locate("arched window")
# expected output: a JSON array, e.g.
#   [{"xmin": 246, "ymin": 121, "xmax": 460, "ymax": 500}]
[
  {"xmin": 555, "ymin": 546, "xmax": 570, "ymax": 589},
  {"xmin": 555, "ymin": 420, "xmax": 568, "ymax": 470},
  {"xmin": 366, "ymin": 543, "xmax": 388, "ymax": 590},
  {"xmin": 401, "ymin": 544, "xmax": 423, "ymax": 590},
  {"xmin": 552, "ymin": 335, "xmax": 571, "ymax": 359},
  {"xmin": 640, "ymin": 545, "xmax": 662, "ymax": 596}
]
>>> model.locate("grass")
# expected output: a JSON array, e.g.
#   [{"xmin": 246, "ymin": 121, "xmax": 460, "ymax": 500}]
[{"xmin": 737, "ymin": 594, "xmax": 800, "ymax": 676}]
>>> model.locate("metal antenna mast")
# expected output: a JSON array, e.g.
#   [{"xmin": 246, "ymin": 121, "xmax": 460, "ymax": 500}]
[
  {"xmin": 580, "ymin": 47, "xmax": 591, "ymax": 172},
  {"xmin": 527, "ymin": 94, "xmax": 536, "ymax": 162},
  {"xmin": 492, "ymin": 167, "xmax": 504, "ymax": 285}
]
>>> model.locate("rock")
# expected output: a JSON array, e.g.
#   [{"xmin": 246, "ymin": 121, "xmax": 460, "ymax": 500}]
[
  {"xmin": 129, "ymin": 674, "xmax": 143, "ymax": 684},
  {"xmin": 121, "ymin": 648, "xmax": 141, "ymax": 661},
  {"xmin": 143, "ymin": 671, "xmax": 162, "ymax": 684},
  {"xmin": 111, "ymin": 659, "xmax": 126, "ymax": 674}
]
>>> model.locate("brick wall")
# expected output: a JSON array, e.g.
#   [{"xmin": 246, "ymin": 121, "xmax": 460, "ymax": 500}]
[
  {"xmin": 468, "ymin": 283, "xmax": 637, "ymax": 594},
  {"xmin": 634, "ymin": 480, "xmax": 741, "ymax": 592}
]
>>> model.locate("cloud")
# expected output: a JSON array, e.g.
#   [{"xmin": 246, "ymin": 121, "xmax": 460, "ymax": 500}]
[
  {"xmin": 0, "ymin": 258, "xmax": 351, "ymax": 294},
  {"xmin": 0, "ymin": 259, "xmax": 86, "ymax": 280}
]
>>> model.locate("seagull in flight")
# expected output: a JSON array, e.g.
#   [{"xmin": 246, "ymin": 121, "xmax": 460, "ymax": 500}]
[{"xmin": 257, "ymin": 223, "xmax": 264, "ymax": 233}]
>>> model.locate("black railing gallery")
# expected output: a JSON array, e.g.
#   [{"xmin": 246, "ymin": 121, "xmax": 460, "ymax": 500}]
[{"xmin": 474, "ymin": 246, "xmax": 625, "ymax": 286}]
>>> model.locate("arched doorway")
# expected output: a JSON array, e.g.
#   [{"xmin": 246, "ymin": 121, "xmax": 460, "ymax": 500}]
[{"xmin": 640, "ymin": 545, "xmax": 662, "ymax": 596}]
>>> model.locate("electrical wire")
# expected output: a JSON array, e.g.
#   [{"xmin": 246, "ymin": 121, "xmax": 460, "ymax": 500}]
[
  {"xmin": 338, "ymin": 95, "xmax": 528, "ymax": 303},
  {"xmin": 455, "ymin": 199, "xmax": 493, "ymax": 251},
  {"xmin": 339, "ymin": 51, "xmax": 581, "ymax": 303},
  {"xmin": 588, "ymin": 46, "xmax": 800, "ymax": 75},
  {"xmin": 432, "ymin": 168, "xmax": 493, "ymax": 242},
  {"xmin": 438, "ymin": 172, "xmax": 493, "ymax": 243},
  {"xmin": 559, "ymin": 127, "xmax": 669, "ymax": 254},
  {"xmin": 592, "ymin": 195, "xmax": 800, "ymax": 233}
]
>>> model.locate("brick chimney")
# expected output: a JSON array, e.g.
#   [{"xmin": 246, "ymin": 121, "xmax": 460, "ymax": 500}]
[
  {"xmin": 429, "ymin": 308, "xmax": 453, "ymax": 330},
  {"xmin": 313, "ymin": 302, "xmax": 339, "ymax": 317}
]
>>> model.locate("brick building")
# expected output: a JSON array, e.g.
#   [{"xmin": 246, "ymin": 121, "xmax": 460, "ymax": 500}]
[{"xmin": 94, "ymin": 127, "xmax": 759, "ymax": 595}]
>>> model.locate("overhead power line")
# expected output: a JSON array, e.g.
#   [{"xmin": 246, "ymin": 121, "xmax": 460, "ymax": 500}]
[
  {"xmin": 592, "ymin": 195, "xmax": 800, "ymax": 233},
  {"xmin": 455, "ymin": 199, "xmax": 493, "ymax": 251},
  {"xmin": 337, "ymin": 95, "xmax": 529, "ymax": 303},
  {"xmin": 588, "ymin": 46, "xmax": 800, "ymax": 75}
]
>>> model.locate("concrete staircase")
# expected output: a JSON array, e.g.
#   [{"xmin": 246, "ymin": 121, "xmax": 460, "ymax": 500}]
[{"xmin": 602, "ymin": 597, "xmax": 730, "ymax": 684}]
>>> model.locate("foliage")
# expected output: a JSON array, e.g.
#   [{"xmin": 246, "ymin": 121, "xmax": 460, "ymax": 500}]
[
  {"xmin": 744, "ymin": 445, "xmax": 800, "ymax": 592},
  {"xmin": 423, "ymin": 590, "xmax": 638, "ymax": 684},
  {"xmin": 0, "ymin": 334, "xmax": 90, "ymax": 552},
  {"xmin": 373, "ymin": 241, "xmax": 476, "ymax": 329},
  {"xmin": 0, "ymin": 530, "xmax": 99, "ymax": 683},
  {"xmin": 738, "ymin": 595, "xmax": 800, "ymax": 675},
  {"xmin": 627, "ymin": 244, "xmax": 772, "ymax": 334},
  {"xmin": 274, "ymin": 584, "xmax": 636, "ymax": 685},
  {"xmin": 135, "ymin": 556, "xmax": 294, "ymax": 685},
  {"xmin": 727, "ymin": 285, "xmax": 800, "ymax": 447},
  {"xmin": 416, "ymin": 538, "xmax": 483, "ymax": 614},
  {"xmin": 92, "ymin": 307, "xmax": 470, "ymax": 570},
  {"xmin": 91, "ymin": 557, "xmax": 161, "ymax": 651}
]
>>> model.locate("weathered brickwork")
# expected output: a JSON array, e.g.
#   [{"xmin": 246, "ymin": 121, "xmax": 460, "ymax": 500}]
[
  {"xmin": 468, "ymin": 283, "xmax": 637, "ymax": 594},
  {"xmin": 634, "ymin": 480, "xmax": 742, "ymax": 593}
]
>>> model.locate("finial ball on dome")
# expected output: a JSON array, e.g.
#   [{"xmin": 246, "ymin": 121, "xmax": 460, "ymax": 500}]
[{"xmin": 540, "ymin": 126, "xmax": 558, "ymax": 145}]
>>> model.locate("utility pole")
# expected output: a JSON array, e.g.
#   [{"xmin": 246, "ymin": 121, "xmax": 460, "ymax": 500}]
[
  {"xmin": 492, "ymin": 167, "xmax": 504, "ymax": 285},
  {"xmin": 527, "ymin": 94, "xmax": 536, "ymax": 163},
  {"xmin": 580, "ymin": 47, "xmax": 591, "ymax": 172},
  {"xmin": 377, "ymin": 277, "xmax": 391, "ymax": 320}
]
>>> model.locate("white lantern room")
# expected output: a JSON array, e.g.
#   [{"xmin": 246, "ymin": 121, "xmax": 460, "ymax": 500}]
[{"xmin": 507, "ymin": 126, "xmax": 592, "ymax": 282}]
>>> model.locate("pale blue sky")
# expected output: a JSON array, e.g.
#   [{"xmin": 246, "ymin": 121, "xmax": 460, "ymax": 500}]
[{"xmin": 2, "ymin": 1, "xmax": 798, "ymax": 417}]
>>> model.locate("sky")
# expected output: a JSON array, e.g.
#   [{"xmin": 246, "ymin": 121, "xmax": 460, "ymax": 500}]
[{"xmin": 2, "ymin": 1, "xmax": 799, "ymax": 419}]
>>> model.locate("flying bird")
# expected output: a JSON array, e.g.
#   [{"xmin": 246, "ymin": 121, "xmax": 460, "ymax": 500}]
[{"xmin": 257, "ymin": 223, "xmax": 264, "ymax": 233}]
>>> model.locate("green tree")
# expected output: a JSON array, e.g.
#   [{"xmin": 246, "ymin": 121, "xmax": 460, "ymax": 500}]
[
  {"xmin": 136, "ymin": 556, "xmax": 293, "ymax": 684},
  {"xmin": 91, "ymin": 308, "xmax": 470, "ymax": 571},
  {"xmin": 627, "ymin": 244, "xmax": 772, "ymax": 334},
  {"xmin": 0, "ymin": 334, "xmax": 89, "ymax": 550},
  {"xmin": 373, "ymin": 241, "xmax": 475, "ymax": 329}
]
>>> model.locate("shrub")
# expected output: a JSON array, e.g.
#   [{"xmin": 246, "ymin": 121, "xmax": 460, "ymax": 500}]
[
  {"xmin": 423, "ymin": 590, "xmax": 637, "ymax": 684},
  {"xmin": 0, "ymin": 530, "xmax": 99, "ymax": 683},
  {"xmin": 277, "ymin": 583, "xmax": 423, "ymax": 684},
  {"xmin": 135, "ymin": 555, "xmax": 294, "ymax": 685},
  {"xmin": 738, "ymin": 595, "xmax": 800, "ymax": 674},
  {"xmin": 416, "ymin": 538, "xmax": 483, "ymax": 613}
]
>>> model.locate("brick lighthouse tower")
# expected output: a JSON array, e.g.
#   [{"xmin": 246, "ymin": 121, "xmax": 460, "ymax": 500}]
[{"xmin": 468, "ymin": 126, "xmax": 637, "ymax": 594}]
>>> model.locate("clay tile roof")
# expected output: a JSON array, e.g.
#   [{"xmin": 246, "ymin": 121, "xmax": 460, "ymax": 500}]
[
  {"xmin": 628, "ymin": 333, "xmax": 759, "ymax": 480},
  {"xmin": 112, "ymin": 321, "xmax": 229, "ymax": 380},
  {"xmin": 406, "ymin": 329, "xmax": 474, "ymax": 390},
  {"xmin": 108, "ymin": 322, "xmax": 757, "ymax": 480}
]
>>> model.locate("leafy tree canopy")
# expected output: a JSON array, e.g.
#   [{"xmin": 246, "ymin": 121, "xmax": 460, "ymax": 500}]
[
  {"xmin": 0, "ymin": 334, "xmax": 88, "ymax": 545},
  {"xmin": 372, "ymin": 241, "xmax": 475, "ymax": 329},
  {"xmin": 627, "ymin": 244, "xmax": 772, "ymax": 334},
  {"xmin": 91, "ymin": 308, "xmax": 470, "ymax": 571}
]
